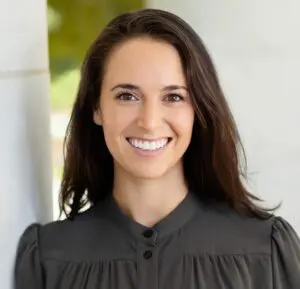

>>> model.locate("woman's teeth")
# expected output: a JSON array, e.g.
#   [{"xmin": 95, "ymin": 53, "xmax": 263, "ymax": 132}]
[{"xmin": 127, "ymin": 138, "xmax": 169, "ymax": 151}]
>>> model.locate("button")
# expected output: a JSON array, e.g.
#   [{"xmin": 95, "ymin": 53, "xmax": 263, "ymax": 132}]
[
  {"xmin": 143, "ymin": 229, "xmax": 154, "ymax": 238},
  {"xmin": 143, "ymin": 250, "xmax": 153, "ymax": 259}
]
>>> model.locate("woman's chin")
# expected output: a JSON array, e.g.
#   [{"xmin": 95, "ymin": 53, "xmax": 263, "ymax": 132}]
[
  {"xmin": 127, "ymin": 166, "xmax": 169, "ymax": 180},
  {"xmin": 113, "ymin": 157, "xmax": 183, "ymax": 181}
]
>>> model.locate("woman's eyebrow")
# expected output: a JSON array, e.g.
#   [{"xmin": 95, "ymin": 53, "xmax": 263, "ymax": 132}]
[
  {"xmin": 162, "ymin": 85, "xmax": 188, "ymax": 92},
  {"xmin": 110, "ymin": 83, "xmax": 140, "ymax": 91},
  {"xmin": 110, "ymin": 84, "xmax": 187, "ymax": 92}
]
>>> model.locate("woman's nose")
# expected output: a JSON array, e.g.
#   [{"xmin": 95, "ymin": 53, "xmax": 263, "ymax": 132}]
[{"xmin": 137, "ymin": 100, "xmax": 163, "ymax": 131}]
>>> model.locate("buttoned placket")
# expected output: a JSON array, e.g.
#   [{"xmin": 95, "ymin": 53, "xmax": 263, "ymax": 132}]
[{"xmin": 137, "ymin": 228, "xmax": 159, "ymax": 289}]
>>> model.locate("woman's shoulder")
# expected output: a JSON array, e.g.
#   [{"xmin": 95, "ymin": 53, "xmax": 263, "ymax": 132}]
[
  {"xmin": 199, "ymin": 201, "xmax": 276, "ymax": 233},
  {"xmin": 44, "ymin": 206, "xmax": 115, "ymax": 244},
  {"xmin": 17, "ymin": 204, "xmax": 118, "ymax": 260},
  {"xmin": 14, "ymin": 205, "xmax": 119, "ymax": 286},
  {"xmin": 193, "ymin": 202, "xmax": 300, "ymax": 255}
]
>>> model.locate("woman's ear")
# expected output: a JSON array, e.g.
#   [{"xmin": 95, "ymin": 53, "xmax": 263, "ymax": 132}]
[{"xmin": 93, "ymin": 107, "xmax": 102, "ymax": 126}]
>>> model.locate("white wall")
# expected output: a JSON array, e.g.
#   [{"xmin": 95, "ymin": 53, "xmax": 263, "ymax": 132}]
[
  {"xmin": 147, "ymin": 0, "xmax": 300, "ymax": 231},
  {"xmin": 0, "ymin": 0, "xmax": 52, "ymax": 288}
]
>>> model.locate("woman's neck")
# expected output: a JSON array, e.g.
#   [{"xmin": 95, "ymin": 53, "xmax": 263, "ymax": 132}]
[{"xmin": 112, "ymin": 165, "xmax": 188, "ymax": 228}]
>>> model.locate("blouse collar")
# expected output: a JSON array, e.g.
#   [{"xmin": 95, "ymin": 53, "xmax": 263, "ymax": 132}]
[{"xmin": 99, "ymin": 191, "xmax": 201, "ymax": 245}]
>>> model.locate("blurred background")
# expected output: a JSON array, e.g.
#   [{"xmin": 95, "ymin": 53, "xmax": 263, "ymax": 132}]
[{"xmin": 48, "ymin": 0, "xmax": 144, "ymax": 217}]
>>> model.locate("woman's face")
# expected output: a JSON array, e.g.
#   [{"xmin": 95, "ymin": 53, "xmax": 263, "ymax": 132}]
[{"xmin": 94, "ymin": 37, "xmax": 194, "ymax": 180}]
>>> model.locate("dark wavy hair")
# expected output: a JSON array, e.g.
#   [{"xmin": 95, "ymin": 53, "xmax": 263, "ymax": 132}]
[{"xmin": 59, "ymin": 8, "xmax": 275, "ymax": 219}]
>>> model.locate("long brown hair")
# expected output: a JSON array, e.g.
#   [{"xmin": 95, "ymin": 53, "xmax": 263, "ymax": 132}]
[{"xmin": 60, "ymin": 8, "xmax": 275, "ymax": 219}]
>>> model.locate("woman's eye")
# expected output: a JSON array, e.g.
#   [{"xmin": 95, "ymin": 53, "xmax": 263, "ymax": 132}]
[
  {"xmin": 165, "ymin": 94, "xmax": 184, "ymax": 102},
  {"xmin": 116, "ymin": 92, "xmax": 138, "ymax": 101}
]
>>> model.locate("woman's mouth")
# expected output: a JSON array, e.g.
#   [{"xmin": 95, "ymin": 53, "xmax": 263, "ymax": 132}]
[{"xmin": 126, "ymin": 137, "xmax": 172, "ymax": 151}]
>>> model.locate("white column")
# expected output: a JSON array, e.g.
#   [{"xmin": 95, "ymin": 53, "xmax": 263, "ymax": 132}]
[
  {"xmin": 0, "ymin": 0, "xmax": 52, "ymax": 288},
  {"xmin": 148, "ymin": 0, "xmax": 300, "ymax": 231}
]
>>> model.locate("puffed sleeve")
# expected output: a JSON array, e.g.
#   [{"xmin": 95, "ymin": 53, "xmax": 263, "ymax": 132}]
[
  {"xmin": 272, "ymin": 217, "xmax": 300, "ymax": 288},
  {"xmin": 14, "ymin": 223, "xmax": 44, "ymax": 289}
]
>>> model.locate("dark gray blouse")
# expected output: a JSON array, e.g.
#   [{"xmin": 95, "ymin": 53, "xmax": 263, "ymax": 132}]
[{"xmin": 15, "ymin": 192, "xmax": 300, "ymax": 289}]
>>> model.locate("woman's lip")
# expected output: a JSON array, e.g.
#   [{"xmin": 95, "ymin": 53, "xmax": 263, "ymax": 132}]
[{"xmin": 126, "ymin": 137, "xmax": 172, "ymax": 141}]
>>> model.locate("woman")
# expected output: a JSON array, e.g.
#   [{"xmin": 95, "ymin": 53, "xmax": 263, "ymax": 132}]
[{"xmin": 15, "ymin": 8, "xmax": 300, "ymax": 289}]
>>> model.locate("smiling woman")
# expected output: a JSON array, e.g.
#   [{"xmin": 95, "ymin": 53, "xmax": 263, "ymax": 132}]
[{"xmin": 15, "ymin": 8, "xmax": 300, "ymax": 289}]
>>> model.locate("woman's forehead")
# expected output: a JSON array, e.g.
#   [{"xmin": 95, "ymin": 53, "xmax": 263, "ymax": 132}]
[{"xmin": 102, "ymin": 37, "xmax": 186, "ymax": 88}]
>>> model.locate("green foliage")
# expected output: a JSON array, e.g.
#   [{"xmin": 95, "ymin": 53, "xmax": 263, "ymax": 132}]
[
  {"xmin": 48, "ymin": 0, "xmax": 144, "ymax": 77},
  {"xmin": 50, "ymin": 69, "xmax": 80, "ymax": 111}
]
